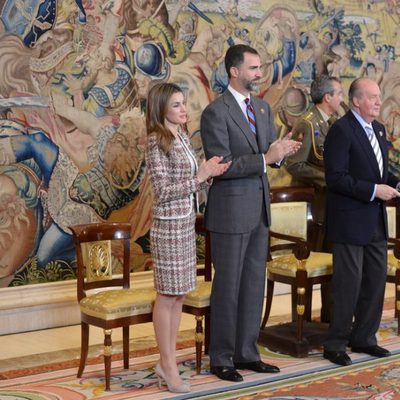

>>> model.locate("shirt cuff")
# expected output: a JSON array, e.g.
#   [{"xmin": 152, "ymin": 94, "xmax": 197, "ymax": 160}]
[
  {"xmin": 262, "ymin": 154, "xmax": 282, "ymax": 172},
  {"xmin": 370, "ymin": 184, "xmax": 377, "ymax": 201}
]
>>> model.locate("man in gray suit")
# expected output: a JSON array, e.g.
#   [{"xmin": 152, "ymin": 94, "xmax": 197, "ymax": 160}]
[{"xmin": 200, "ymin": 44, "xmax": 301, "ymax": 382}]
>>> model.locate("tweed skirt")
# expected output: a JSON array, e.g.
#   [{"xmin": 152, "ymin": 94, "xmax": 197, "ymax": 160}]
[{"xmin": 150, "ymin": 212, "xmax": 197, "ymax": 295}]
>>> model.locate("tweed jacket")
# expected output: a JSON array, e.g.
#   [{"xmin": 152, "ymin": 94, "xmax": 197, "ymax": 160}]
[{"xmin": 145, "ymin": 133, "xmax": 208, "ymax": 220}]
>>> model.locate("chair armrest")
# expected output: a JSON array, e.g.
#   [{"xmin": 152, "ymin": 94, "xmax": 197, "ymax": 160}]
[
  {"xmin": 309, "ymin": 220, "xmax": 324, "ymax": 250},
  {"xmin": 269, "ymin": 230, "xmax": 312, "ymax": 260},
  {"xmin": 270, "ymin": 230, "xmax": 305, "ymax": 244},
  {"xmin": 392, "ymin": 238, "xmax": 400, "ymax": 260},
  {"xmin": 388, "ymin": 237, "xmax": 396, "ymax": 251}
]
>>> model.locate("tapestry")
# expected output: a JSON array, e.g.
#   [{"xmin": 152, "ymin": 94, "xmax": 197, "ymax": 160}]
[{"xmin": 0, "ymin": 0, "xmax": 399, "ymax": 286}]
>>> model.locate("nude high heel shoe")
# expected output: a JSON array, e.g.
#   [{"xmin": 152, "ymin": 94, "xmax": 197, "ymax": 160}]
[{"xmin": 154, "ymin": 364, "xmax": 191, "ymax": 393}]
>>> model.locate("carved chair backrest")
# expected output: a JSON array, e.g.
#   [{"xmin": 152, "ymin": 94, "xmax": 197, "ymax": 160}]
[
  {"xmin": 269, "ymin": 186, "xmax": 316, "ymax": 259},
  {"xmin": 70, "ymin": 222, "xmax": 132, "ymax": 301},
  {"xmin": 195, "ymin": 214, "xmax": 212, "ymax": 281},
  {"xmin": 386, "ymin": 199, "xmax": 398, "ymax": 240}
]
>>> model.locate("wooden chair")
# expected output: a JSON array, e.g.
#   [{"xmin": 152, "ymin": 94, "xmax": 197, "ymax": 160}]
[
  {"xmin": 259, "ymin": 186, "xmax": 333, "ymax": 357},
  {"xmin": 70, "ymin": 222, "xmax": 156, "ymax": 390},
  {"xmin": 182, "ymin": 214, "xmax": 211, "ymax": 374},
  {"xmin": 386, "ymin": 198, "xmax": 400, "ymax": 334}
]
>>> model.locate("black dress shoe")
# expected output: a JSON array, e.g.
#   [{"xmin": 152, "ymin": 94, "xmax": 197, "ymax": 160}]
[
  {"xmin": 234, "ymin": 360, "xmax": 280, "ymax": 373},
  {"xmin": 351, "ymin": 345, "xmax": 391, "ymax": 358},
  {"xmin": 210, "ymin": 366, "xmax": 243, "ymax": 382},
  {"xmin": 323, "ymin": 350, "xmax": 352, "ymax": 366}
]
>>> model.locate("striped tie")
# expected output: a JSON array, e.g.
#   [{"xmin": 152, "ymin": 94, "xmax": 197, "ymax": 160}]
[
  {"xmin": 365, "ymin": 125, "xmax": 383, "ymax": 177},
  {"xmin": 245, "ymin": 98, "xmax": 256, "ymax": 135}
]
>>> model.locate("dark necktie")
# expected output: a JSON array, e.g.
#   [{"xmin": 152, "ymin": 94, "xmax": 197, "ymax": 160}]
[
  {"xmin": 245, "ymin": 98, "xmax": 256, "ymax": 135},
  {"xmin": 365, "ymin": 125, "xmax": 383, "ymax": 177}
]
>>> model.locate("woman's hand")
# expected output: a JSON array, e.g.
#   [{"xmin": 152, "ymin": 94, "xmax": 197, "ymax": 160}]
[{"xmin": 197, "ymin": 156, "xmax": 231, "ymax": 183}]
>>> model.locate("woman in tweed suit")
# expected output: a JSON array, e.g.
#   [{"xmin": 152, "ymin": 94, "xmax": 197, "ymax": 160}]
[{"xmin": 145, "ymin": 83, "xmax": 230, "ymax": 393}]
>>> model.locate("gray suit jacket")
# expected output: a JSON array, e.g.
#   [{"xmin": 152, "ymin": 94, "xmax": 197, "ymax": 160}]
[{"xmin": 200, "ymin": 89, "xmax": 277, "ymax": 233}]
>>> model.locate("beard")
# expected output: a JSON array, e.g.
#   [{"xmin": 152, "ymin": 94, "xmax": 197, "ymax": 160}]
[{"xmin": 245, "ymin": 80, "xmax": 260, "ymax": 94}]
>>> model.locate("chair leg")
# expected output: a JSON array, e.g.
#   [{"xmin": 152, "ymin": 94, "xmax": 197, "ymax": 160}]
[
  {"xmin": 261, "ymin": 279, "xmax": 274, "ymax": 329},
  {"xmin": 397, "ymin": 299, "xmax": 400, "ymax": 336},
  {"xmin": 104, "ymin": 329, "xmax": 112, "ymax": 391},
  {"xmin": 291, "ymin": 290, "xmax": 297, "ymax": 322},
  {"xmin": 195, "ymin": 316, "xmax": 204, "ymax": 374},
  {"xmin": 77, "ymin": 322, "xmax": 89, "ymax": 378},
  {"xmin": 296, "ymin": 287, "xmax": 306, "ymax": 343},
  {"xmin": 123, "ymin": 326, "xmax": 129, "ymax": 369},
  {"xmin": 205, "ymin": 313, "xmax": 210, "ymax": 355},
  {"xmin": 295, "ymin": 270, "xmax": 308, "ymax": 343},
  {"xmin": 396, "ymin": 273, "xmax": 400, "ymax": 335},
  {"xmin": 304, "ymin": 284, "xmax": 313, "ymax": 321}
]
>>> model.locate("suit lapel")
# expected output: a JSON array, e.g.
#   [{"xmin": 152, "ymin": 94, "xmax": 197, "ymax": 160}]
[
  {"xmin": 348, "ymin": 112, "xmax": 382, "ymax": 179},
  {"xmin": 252, "ymin": 96, "xmax": 267, "ymax": 151},
  {"xmin": 223, "ymin": 91, "xmax": 259, "ymax": 152}
]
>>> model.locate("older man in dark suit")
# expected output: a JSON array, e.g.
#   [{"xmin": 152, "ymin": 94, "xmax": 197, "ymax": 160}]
[
  {"xmin": 200, "ymin": 44, "xmax": 300, "ymax": 382},
  {"xmin": 323, "ymin": 77, "xmax": 400, "ymax": 366}
]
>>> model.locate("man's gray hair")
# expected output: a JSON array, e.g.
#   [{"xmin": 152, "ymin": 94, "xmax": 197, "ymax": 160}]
[{"xmin": 311, "ymin": 75, "xmax": 341, "ymax": 104}]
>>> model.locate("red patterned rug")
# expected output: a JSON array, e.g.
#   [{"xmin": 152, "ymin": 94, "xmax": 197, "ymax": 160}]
[
  {"xmin": 0, "ymin": 338, "xmax": 194, "ymax": 380},
  {"xmin": 252, "ymin": 356, "xmax": 400, "ymax": 399},
  {"xmin": 0, "ymin": 307, "xmax": 399, "ymax": 400}
]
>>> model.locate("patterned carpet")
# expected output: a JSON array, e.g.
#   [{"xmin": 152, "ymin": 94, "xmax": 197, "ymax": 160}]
[
  {"xmin": 0, "ymin": 309, "xmax": 399, "ymax": 400},
  {"xmin": 252, "ymin": 356, "xmax": 400, "ymax": 399}
]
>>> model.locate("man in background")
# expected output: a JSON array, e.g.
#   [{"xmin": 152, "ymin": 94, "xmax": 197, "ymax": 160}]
[{"xmin": 286, "ymin": 75, "xmax": 344, "ymax": 322}]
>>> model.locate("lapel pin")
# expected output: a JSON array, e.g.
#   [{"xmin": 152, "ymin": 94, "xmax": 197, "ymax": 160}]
[
  {"xmin": 260, "ymin": 108, "xmax": 265, "ymax": 114},
  {"xmin": 379, "ymin": 131, "xmax": 383, "ymax": 136}
]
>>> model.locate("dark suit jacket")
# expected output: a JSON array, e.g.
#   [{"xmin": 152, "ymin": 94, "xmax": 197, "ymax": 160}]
[
  {"xmin": 324, "ymin": 110, "xmax": 398, "ymax": 245},
  {"xmin": 200, "ymin": 89, "xmax": 277, "ymax": 234}
]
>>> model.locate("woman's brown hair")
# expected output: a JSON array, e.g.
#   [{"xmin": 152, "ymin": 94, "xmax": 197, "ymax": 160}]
[{"xmin": 146, "ymin": 82, "xmax": 185, "ymax": 154}]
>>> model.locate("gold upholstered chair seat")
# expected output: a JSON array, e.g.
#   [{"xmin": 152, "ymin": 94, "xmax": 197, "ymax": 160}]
[
  {"xmin": 184, "ymin": 281, "xmax": 212, "ymax": 308},
  {"xmin": 268, "ymin": 252, "xmax": 332, "ymax": 278},
  {"xmin": 388, "ymin": 252, "xmax": 398, "ymax": 277},
  {"xmin": 80, "ymin": 288, "xmax": 156, "ymax": 320}
]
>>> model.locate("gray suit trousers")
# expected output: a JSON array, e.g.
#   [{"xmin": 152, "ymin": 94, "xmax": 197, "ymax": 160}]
[{"xmin": 209, "ymin": 213, "xmax": 268, "ymax": 367}]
